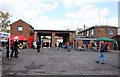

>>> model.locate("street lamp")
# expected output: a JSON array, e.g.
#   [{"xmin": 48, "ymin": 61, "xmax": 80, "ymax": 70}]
[
  {"xmin": 34, "ymin": 31, "xmax": 37, "ymax": 42},
  {"xmin": 8, "ymin": 25, "xmax": 11, "ymax": 60}
]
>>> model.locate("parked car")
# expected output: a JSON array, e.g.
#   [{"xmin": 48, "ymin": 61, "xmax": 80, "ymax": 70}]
[{"xmin": 32, "ymin": 42, "xmax": 37, "ymax": 49}]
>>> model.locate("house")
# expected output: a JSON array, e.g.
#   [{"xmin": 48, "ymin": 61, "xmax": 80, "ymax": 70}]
[
  {"xmin": 75, "ymin": 25, "xmax": 118, "ymax": 49},
  {"xmin": 78, "ymin": 25, "xmax": 118, "ymax": 38},
  {"xmin": 10, "ymin": 19, "xmax": 34, "ymax": 48}
]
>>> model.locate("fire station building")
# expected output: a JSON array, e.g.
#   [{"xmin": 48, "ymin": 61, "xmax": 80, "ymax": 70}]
[{"xmin": 10, "ymin": 19, "xmax": 75, "ymax": 48}]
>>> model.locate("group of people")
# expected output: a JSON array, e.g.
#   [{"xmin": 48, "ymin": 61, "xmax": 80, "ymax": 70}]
[
  {"xmin": 5, "ymin": 39, "xmax": 107, "ymax": 64},
  {"xmin": 55, "ymin": 40, "xmax": 107, "ymax": 64},
  {"xmin": 92, "ymin": 41, "xmax": 108, "ymax": 52},
  {"xmin": 76, "ymin": 41, "xmax": 107, "ymax": 64},
  {"xmin": 76, "ymin": 42, "xmax": 88, "ymax": 51},
  {"xmin": 56, "ymin": 41, "xmax": 71, "ymax": 51},
  {"xmin": 6, "ymin": 39, "xmax": 19, "ymax": 59}
]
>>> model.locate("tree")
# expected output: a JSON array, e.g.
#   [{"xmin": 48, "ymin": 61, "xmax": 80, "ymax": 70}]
[
  {"xmin": 0, "ymin": 11, "xmax": 11, "ymax": 32},
  {"xmin": 75, "ymin": 27, "xmax": 83, "ymax": 35},
  {"xmin": 83, "ymin": 24, "xmax": 88, "ymax": 30}
]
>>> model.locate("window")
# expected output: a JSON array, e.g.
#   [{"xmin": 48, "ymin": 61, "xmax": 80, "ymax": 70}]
[
  {"xmin": 18, "ymin": 26, "xmax": 23, "ymax": 31},
  {"xmin": 82, "ymin": 33, "xmax": 83, "ymax": 36},
  {"xmin": 87, "ymin": 31, "xmax": 89, "ymax": 36},
  {"xmin": 91, "ymin": 29, "xmax": 94, "ymax": 35},
  {"xmin": 109, "ymin": 31, "xmax": 113, "ymax": 35}
]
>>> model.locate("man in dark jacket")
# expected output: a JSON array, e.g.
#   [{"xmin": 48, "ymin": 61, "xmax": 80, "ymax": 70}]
[
  {"xmin": 14, "ymin": 40, "xmax": 19, "ymax": 58},
  {"xmin": 37, "ymin": 41, "xmax": 41, "ymax": 52},
  {"xmin": 6, "ymin": 39, "xmax": 9, "ymax": 58},
  {"xmin": 95, "ymin": 40, "xmax": 106, "ymax": 64},
  {"xmin": 10, "ymin": 40, "xmax": 14, "ymax": 57}
]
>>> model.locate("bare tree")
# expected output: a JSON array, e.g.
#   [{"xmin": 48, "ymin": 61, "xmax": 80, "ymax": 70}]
[
  {"xmin": 75, "ymin": 27, "xmax": 83, "ymax": 35},
  {"xmin": 83, "ymin": 24, "xmax": 88, "ymax": 30},
  {"xmin": 0, "ymin": 11, "xmax": 11, "ymax": 32}
]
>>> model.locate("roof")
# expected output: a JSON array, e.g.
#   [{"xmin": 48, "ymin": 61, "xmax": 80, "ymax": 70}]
[
  {"xmin": 74, "ymin": 37, "xmax": 97, "ymax": 41},
  {"xmin": 111, "ymin": 35, "xmax": 120, "ymax": 39},
  {"xmin": 10, "ymin": 19, "xmax": 34, "ymax": 29},
  {"xmin": 35, "ymin": 29, "xmax": 75, "ymax": 33},
  {"xmin": 79, "ymin": 25, "xmax": 118, "ymax": 33}
]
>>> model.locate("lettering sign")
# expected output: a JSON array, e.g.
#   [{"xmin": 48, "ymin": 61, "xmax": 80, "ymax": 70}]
[
  {"xmin": 0, "ymin": 32, "xmax": 10, "ymax": 37},
  {"xmin": 109, "ymin": 31, "xmax": 113, "ymax": 35}
]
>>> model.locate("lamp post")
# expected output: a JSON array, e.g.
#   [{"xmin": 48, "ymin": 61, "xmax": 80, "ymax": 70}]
[
  {"xmin": 34, "ymin": 31, "xmax": 37, "ymax": 42},
  {"xmin": 8, "ymin": 25, "xmax": 11, "ymax": 60}
]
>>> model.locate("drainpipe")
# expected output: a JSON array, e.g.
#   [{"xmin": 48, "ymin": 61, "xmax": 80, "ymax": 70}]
[
  {"xmin": 116, "ymin": 41, "xmax": 118, "ymax": 51},
  {"xmin": 106, "ymin": 26, "xmax": 107, "ymax": 37}
]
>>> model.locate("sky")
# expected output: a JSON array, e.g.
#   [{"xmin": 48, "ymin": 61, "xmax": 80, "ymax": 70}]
[{"xmin": 0, "ymin": 0, "xmax": 119, "ymax": 30}]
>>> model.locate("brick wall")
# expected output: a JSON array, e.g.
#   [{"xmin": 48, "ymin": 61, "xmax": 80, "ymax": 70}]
[
  {"xmin": 94, "ymin": 27, "xmax": 117, "ymax": 38},
  {"xmin": 79, "ymin": 26, "xmax": 117, "ymax": 38},
  {"xmin": 10, "ymin": 19, "xmax": 34, "ymax": 39}
]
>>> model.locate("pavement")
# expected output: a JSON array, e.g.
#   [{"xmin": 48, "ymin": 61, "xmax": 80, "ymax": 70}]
[{"xmin": 1, "ymin": 47, "xmax": 119, "ymax": 76}]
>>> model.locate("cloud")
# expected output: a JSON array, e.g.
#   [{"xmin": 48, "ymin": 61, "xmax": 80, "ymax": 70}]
[
  {"xmin": 0, "ymin": 0, "xmax": 118, "ymax": 30},
  {"xmin": 65, "ymin": 4, "xmax": 96, "ymax": 19},
  {"xmin": 0, "ymin": 0, "xmax": 59, "ymax": 21},
  {"xmin": 60, "ymin": 0, "xmax": 119, "ymax": 9},
  {"xmin": 65, "ymin": 4, "xmax": 109, "ymax": 20},
  {"xmin": 65, "ymin": 3, "xmax": 118, "ymax": 28},
  {"xmin": 31, "ymin": 19, "xmax": 75, "ymax": 30}
]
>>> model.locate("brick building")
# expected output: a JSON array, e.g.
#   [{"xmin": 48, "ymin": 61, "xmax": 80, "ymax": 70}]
[
  {"xmin": 10, "ymin": 19, "xmax": 75, "ymax": 48},
  {"xmin": 78, "ymin": 25, "xmax": 118, "ymax": 38},
  {"xmin": 73, "ymin": 25, "xmax": 118, "ymax": 49},
  {"xmin": 34, "ymin": 30, "xmax": 75, "ymax": 48},
  {"xmin": 111, "ymin": 27, "xmax": 120, "ymax": 50},
  {"xmin": 10, "ymin": 19, "xmax": 34, "ymax": 48}
]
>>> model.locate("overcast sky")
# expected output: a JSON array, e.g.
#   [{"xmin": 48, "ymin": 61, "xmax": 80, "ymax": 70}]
[{"xmin": 0, "ymin": 0, "xmax": 119, "ymax": 30}]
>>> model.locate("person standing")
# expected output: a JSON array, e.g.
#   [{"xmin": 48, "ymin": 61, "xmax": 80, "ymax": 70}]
[
  {"xmin": 95, "ymin": 40, "xmax": 106, "ymax": 64},
  {"xmin": 14, "ymin": 40, "xmax": 19, "ymax": 58},
  {"xmin": 92, "ymin": 42, "xmax": 94, "ymax": 48},
  {"xmin": 85, "ymin": 42, "xmax": 88, "ymax": 49},
  {"xmin": 59, "ymin": 42, "xmax": 62, "ymax": 48},
  {"xmin": 10, "ymin": 40, "xmax": 14, "ymax": 57},
  {"xmin": 56, "ymin": 41, "xmax": 59, "ymax": 50},
  {"xmin": 105, "ymin": 42, "xmax": 108, "ymax": 52},
  {"xmin": 77, "ymin": 42, "xmax": 79, "ymax": 50},
  {"xmin": 6, "ymin": 39, "xmax": 9, "ymax": 59},
  {"xmin": 66, "ymin": 42, "xmax": 70, "ymax": 51},
  {"xmin": 37, "ymin": 41, "xmax": 41, "ymax": 52}
]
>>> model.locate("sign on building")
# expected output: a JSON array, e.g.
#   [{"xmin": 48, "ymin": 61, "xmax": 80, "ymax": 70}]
[
  {"xmin": 0, "ymin": 32, "xmax": 10, "ymax": 42},
  {"xmin": 0, "ymin": 32, "xmax": 10, "ymax": 38}
]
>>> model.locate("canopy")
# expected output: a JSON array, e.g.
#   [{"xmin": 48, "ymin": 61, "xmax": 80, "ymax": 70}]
[
  {"xmin": 96, "ymin": 37, "xmax": 115, "ymax": 42},
  {"xmin": 10, "ymin": 35, "xmax": 28, "ymax": 41},
  {"xmin": 10, "ymin": 35, "xmax": 15, "ymax": 40},
  {"xmin": 18, "ymin": 35, "xmax": 27, "ymax": 41}
]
